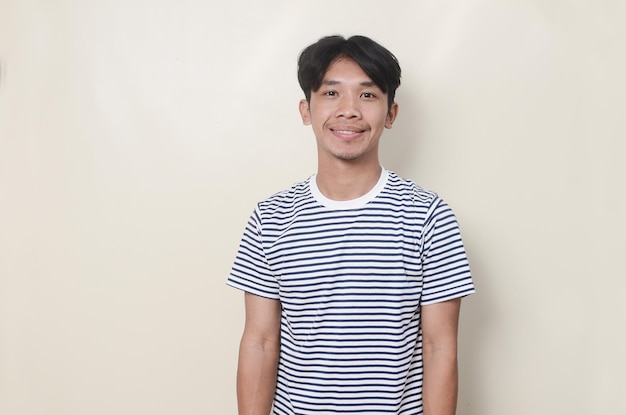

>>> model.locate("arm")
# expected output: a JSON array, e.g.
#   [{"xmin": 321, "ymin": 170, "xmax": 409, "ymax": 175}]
[
  {"xmin": 237, "ymin": 292, "xmax": 281, "ymax": 415},
  {"xmin": 421, "ymin": 298, "xmax": 462, "ymax": 415}
]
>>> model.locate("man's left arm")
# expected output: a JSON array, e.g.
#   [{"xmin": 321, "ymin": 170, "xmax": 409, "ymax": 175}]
[{"xmin": 421, "ymin": 298, "xmax": 462, "ymax": 415}]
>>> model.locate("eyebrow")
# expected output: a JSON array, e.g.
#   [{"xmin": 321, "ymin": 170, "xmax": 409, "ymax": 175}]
[{"xmin": 321, "ymin": 80, "xmax": 378, "ymax": 88}]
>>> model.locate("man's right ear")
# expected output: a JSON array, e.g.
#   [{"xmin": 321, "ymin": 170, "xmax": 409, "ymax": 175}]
[{"xmin": 299, "ymin": 99, "xmax": 311, "ymax": 125}]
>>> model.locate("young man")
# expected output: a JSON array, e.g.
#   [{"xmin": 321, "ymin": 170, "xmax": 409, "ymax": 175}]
[{"xmin": 228, "ymin": 35, "xmax": 475, "ymax": 415}]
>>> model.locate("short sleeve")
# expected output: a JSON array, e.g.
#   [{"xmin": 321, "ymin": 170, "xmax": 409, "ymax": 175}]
[
  {"xmin": 227, "ymin": 207, "xmax": 280, "ymax": 299},
  {"xmin": 420, "ymin": 198, "xmax": 475, "ymax": 305}
]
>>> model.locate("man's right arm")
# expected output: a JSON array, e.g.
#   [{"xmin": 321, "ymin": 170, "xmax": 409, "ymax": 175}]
[{"xmin": 236, "ymin": 292, "xmax": 281, "ymax": 415}]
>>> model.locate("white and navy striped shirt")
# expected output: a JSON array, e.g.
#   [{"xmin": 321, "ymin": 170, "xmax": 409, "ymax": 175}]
[{"xmin": 228, "ymin": 169, "xmax": 474, "ymax": 415}]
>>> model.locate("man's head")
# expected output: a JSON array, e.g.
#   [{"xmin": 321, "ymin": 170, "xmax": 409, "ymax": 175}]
[{"xmin": 297, "ymin": 35, "xmax": 401, "ymax": 110}]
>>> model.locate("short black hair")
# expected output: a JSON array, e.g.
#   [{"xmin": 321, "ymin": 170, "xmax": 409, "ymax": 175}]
[{"xmin": 297, "ymin": 35, "xmax": 401, "ymax": 109}]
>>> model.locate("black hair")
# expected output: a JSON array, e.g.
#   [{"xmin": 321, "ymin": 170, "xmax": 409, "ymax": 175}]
[{"xmin": 297, "ymin": 35, "xmax": 401, "ymax": 109}]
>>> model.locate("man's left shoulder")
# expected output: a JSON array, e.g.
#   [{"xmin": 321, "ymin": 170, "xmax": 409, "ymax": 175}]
[{"xmin": 384, "ymin": 170, "xmax": 440, "ymax": 206}]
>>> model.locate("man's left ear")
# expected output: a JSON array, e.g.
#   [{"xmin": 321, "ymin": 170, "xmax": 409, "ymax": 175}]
[{"xmin": 385, "ymin": 102, "xmax": 399, "ymax": 129}]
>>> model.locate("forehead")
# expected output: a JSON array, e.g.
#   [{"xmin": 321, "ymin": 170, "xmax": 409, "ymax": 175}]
[{"xmin": 322, "ymin": 58, "xmax": 378, "ymax": 87}]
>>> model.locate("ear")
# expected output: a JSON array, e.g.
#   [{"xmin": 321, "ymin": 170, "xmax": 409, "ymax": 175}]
[
  {"xmin": 385, "ymin": 102, "xmax": 399, "ymax": 129},
  {"xmin": 299, "ymin": 99, "xmax": 311, "ymax": 125}
]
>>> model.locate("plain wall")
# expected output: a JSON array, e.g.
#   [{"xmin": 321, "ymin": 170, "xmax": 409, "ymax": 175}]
[{"xmin": 1, "ymin": 0, "xmax": 624, "ymax": 414}]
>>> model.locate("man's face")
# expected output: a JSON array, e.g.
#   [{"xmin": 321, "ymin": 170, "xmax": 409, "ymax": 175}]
[{"xmin": 299, "ymin": 58, "xmax": 398, "ymax": 166}]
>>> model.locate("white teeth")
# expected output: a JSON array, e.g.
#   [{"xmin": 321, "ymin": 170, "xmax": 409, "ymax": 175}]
[{"xmin": 335, "ymin": 130, "xmax": 359, "ymax": 134}]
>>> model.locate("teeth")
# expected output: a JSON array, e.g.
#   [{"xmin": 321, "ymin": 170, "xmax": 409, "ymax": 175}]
[{"xmin": 335, "ymin": 130, "xmax": 359, "ymax": 134}]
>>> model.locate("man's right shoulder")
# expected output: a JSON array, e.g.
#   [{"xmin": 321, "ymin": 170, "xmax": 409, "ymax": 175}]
[{"xmin": 256, "ymin": 177, "xmax": 314, "ymax": 214}]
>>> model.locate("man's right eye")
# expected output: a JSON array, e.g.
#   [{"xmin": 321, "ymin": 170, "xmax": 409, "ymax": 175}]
[{"xmin": 324, "ymin": 90, "xmax": 337, "ymax": 96}]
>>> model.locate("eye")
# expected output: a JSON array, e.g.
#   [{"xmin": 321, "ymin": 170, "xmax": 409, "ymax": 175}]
[
  {"xmin": 324, "ymin": 90, "xmax": 338, "ymax": 97},
  {"xmin": 361, "ymin": 92, "xmax": 376, "ymax": 99}
]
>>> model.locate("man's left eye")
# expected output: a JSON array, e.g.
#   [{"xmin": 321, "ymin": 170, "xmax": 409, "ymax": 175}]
[{"xmin": 362, "ymin": 92, "xmax": 375, "ymax": 98}]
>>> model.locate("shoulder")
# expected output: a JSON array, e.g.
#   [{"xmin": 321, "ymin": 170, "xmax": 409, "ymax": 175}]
[
  {"xmin": 256, "ymin": 176, "xmax": 314, "ymax": 215},
  {"xmin": 383, "ymin": 170, "xmax": 440, "ymax": 208}
]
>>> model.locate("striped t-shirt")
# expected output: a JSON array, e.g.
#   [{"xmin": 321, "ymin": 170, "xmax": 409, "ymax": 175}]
[{"xmin": 228, "ymin": 169, "xmax": 474, "ymax": 415}]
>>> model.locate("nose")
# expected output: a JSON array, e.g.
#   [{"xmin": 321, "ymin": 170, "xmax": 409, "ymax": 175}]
[{"xmin": 336, "ymin": 95, "xmax": 361, "ymax": 119}]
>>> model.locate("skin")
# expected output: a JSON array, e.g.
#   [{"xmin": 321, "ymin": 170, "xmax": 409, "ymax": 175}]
[
  {"xmin": 299, "ymin": 58, "xmax": 398, "ymax": 200},
  {"xmin": 236, "ymin": 57, "xmax": 461, "ymax": 415},
  {"xmin": 236, "ymin": 293, "xmax": 281, "ymax": 415},
  {"xmin": 422, "ymin": 298, "xmax": 462, "ymax": 415}
]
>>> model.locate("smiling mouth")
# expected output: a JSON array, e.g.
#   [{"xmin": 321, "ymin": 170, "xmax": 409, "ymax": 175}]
[
  {"xmin": 330, "ymin": 127, "xmax": 366, "ymax": 138},
  {"xmin": 333, "ymin": 129, "xmax": 363, "ymax": 134}
]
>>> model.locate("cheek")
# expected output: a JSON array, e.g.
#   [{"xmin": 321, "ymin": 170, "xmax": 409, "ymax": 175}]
[
  {"xmin": 373, "ymin": 113, "xmax": 391, "ymax": 129},
  {"xmin": 310, "ymin": 111, "xmax": 331, "ymax": 128},
  {"xmin": 364, "ymin": 106, "xmax": 391, "ymax": 124}
]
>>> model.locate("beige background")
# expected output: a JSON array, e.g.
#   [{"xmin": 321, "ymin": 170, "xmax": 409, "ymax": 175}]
[{"xmin": 1, "ymin": 0, "xmax": 624, "ymax": 414}]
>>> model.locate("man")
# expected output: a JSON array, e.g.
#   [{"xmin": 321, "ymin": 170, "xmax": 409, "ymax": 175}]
[{"xmin": 228, "ymin": 35, "xmax": 475, "ymax": 415}]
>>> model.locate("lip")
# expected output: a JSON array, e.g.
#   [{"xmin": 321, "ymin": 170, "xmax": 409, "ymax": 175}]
[{"xmin": 329, "ymin": 125, "xmax": 366, "ymax": 140}]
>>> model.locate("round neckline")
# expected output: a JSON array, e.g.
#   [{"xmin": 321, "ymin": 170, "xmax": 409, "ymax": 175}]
[{"xmin": 309, "ymin": 168, "xmax": 388, "ymax": 210}]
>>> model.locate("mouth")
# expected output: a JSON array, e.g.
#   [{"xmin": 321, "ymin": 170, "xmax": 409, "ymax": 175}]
[{"xmin": 330, "ymin": 126, "xmax": 366, "ymax": 139}]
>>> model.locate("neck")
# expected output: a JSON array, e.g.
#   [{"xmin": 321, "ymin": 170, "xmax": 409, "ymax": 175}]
[{"xmin": 315, "ymin": 160, "xmax": 382, "ymax": 201}]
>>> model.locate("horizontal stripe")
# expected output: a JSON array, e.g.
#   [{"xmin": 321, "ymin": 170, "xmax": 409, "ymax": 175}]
[{"xmin": 227, "ymin": 170, "xmax": 474, "ymax": 414}]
